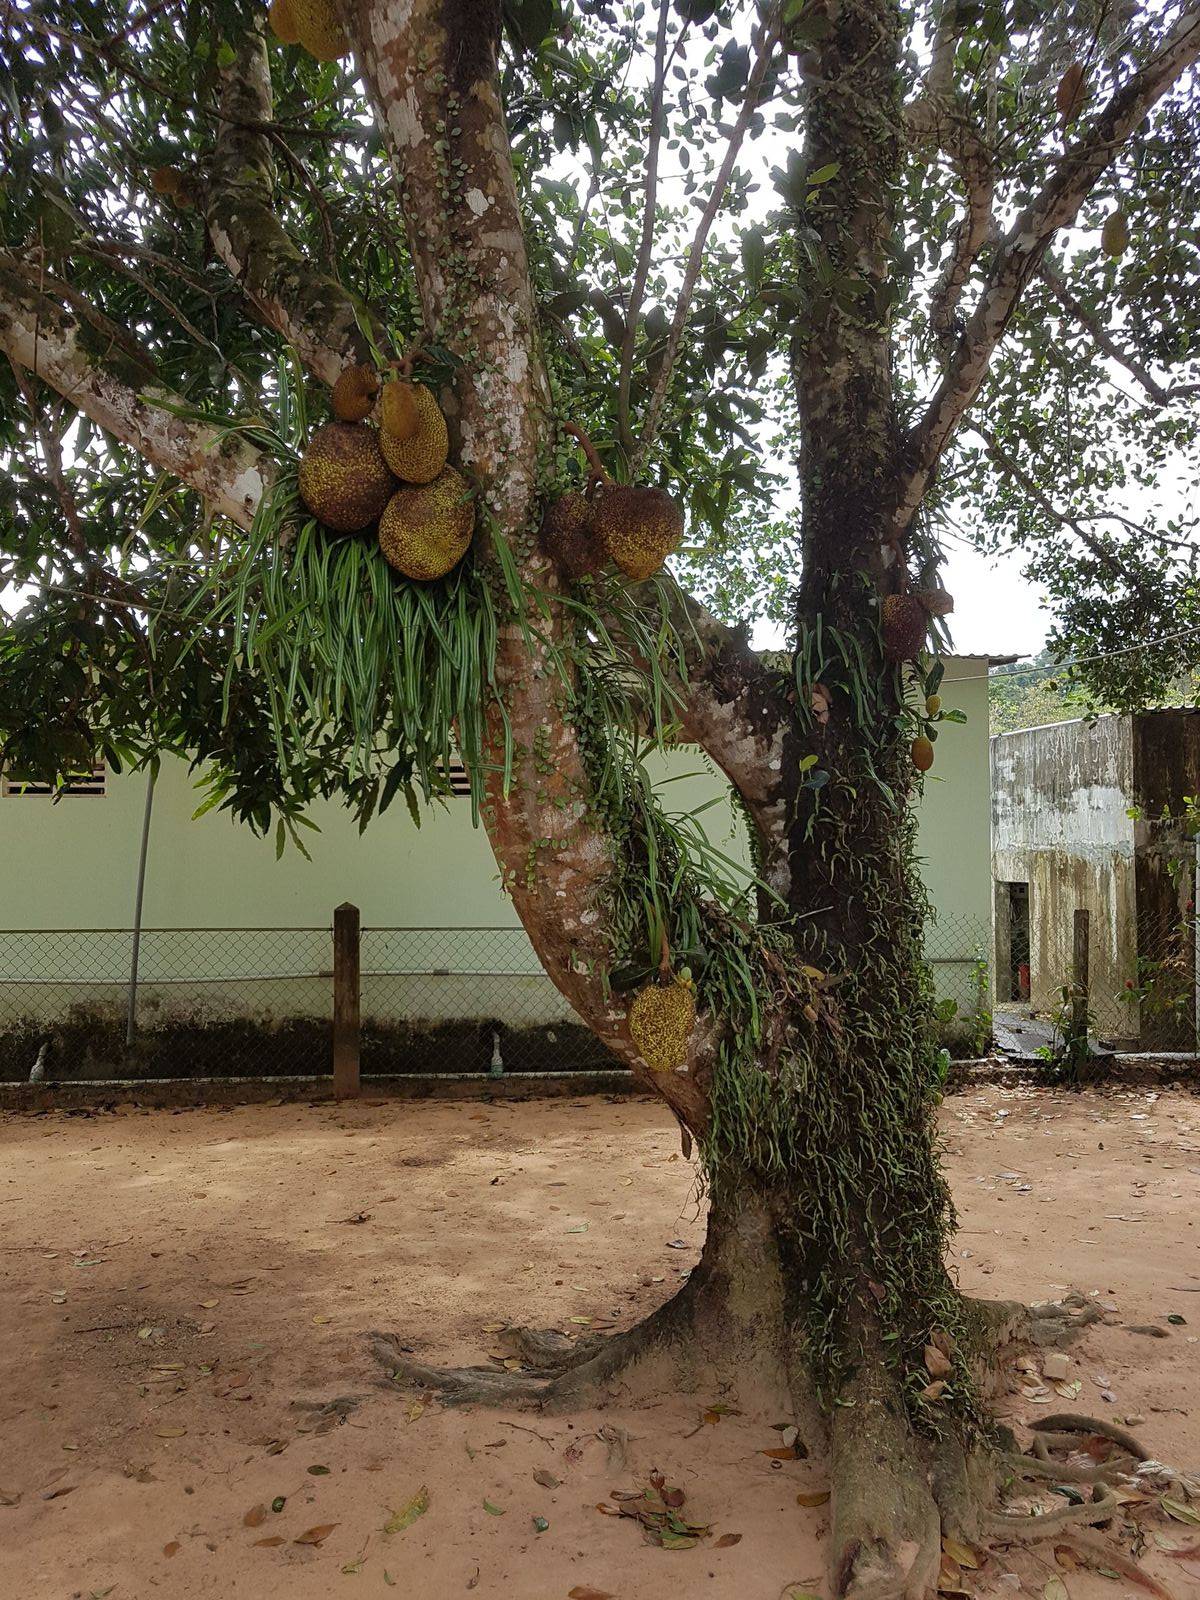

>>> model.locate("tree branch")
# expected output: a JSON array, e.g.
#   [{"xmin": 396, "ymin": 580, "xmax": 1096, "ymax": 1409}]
[
  {"xmin": 631, "ymin": 11, "xmax": 784, "ymax": 473},
  {"xmin": 1041, "ymin": 256, "xmax": 1200, "ymax": 407},
  {"xmin": 633, "ymin": 585, "xmax": 791, "ymax": 894},
  {"xmin": 972, "ymin": 423, "xmax": 1131, "ymax": 582},
  {"xmin": 928, "ymin": 119, "xmax": 995, "ymax": 347},
  {"xmin": 892, "ymin": 4, "xmax": 1200, "ymax": 540},
  {"xmin": 0, "ymin": 260, "xmax": 269, "ymax": 529},
  {"xmin": 206, "ymin": 18, "xmax": 388, "ymax": 386},
  {"xmin": 616, "ymin": 0, "xmax": 671, "ymax": 458}
]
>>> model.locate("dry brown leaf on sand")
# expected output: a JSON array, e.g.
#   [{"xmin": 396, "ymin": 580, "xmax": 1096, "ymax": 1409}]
[{"xmin": 293, "ymin": 1523, "xmax": 338, "ymax": 1546}]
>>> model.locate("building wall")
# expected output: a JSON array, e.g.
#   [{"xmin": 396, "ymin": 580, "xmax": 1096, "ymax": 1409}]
[
  {"xmin": 1131, "ymin": 712, "xmax": 1200, "ymax": 1047},
  {"xmin": 1, "ymin": 658, "xmax": 993, "ymax": 1027},
  {"xmin": 991, "ymin": 717, "xmax": 1139, "ymax": 1025},
  {"xmin": 991, "ymin": 717, "xmax": 1141, "ymax": 1032}
]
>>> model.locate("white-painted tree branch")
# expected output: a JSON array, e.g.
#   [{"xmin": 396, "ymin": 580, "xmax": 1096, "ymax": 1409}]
[{"xmin": 0, "ymin": 260, "xmax": 269, "ymax": 529}]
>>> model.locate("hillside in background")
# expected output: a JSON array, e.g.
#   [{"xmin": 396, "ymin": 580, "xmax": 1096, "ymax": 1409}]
[{"xmin": 989, "ymin": 652, "xmax": 1199, "ymax": 734}]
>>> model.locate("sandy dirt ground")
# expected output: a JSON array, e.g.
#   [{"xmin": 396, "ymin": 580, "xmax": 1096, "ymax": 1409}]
[{"xmin": 2, "ymin": 1083, "xmax": 1199, "ymax": 1600}]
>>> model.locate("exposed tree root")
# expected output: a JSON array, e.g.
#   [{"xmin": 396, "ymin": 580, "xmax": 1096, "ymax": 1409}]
[
  {"xmin": 1058, "ymin": 1531, "xmax": 1179, "ymax": 1600},
  {"xmin": 368, "ymin": 1272, "xmax": 1175, "ymax": 1600},
  {"xmin": 369, "ymin": 1271, "xmax": 699, "ymax": 1409},
  {"xmin": 1029, "ymin": 1412, "xmax": 1149, "ymax": 1461},
  {"xmin": 982, "ymin": 1481, "xmax": 1119, "ymax": 1539},
  {"xmin": 369, "ymin": 1190, "xmax": 802, "ymax": 1412}
]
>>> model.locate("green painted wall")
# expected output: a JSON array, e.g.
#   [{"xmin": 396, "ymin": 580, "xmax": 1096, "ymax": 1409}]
[{"xmin": 0, "ymin": 657, "xmax": 992, "ymax": 1022}]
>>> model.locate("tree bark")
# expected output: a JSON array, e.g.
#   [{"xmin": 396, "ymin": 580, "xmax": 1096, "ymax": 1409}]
[
  {"xmin": 0, "ymin": 258, "xmax": 270, "ymax": 527},
  {"xmin": 342, "ymin": 0, "xmax": 714, "ymax": 1132}
]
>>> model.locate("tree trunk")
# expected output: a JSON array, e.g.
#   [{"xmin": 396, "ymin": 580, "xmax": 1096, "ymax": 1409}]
[{"xmin": 344, "ymin": 5, "xmax": 1047, "ymax": 1594}]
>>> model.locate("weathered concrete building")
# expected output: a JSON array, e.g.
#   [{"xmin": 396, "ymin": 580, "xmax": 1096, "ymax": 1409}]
[{"xmin": 991, "ymin": 710, "xmax": 1199, "ymax": 1047}]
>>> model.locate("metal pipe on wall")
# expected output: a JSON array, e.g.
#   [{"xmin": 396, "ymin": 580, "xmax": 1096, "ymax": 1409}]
[{"xmin": 125, "ymin": 766, "xmax": 156, "ymax": 1049}]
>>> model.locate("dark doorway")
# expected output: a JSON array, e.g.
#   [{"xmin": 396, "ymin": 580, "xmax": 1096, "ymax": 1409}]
[{"xmin": 1006, "ymin": 882, "xmax": 1030, "ymax": 1000}]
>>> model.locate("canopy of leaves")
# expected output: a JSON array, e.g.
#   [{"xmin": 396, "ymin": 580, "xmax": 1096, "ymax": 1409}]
[{"xmin": 1, "ymin": 0, "xmax": 1198, "ymax": 815}]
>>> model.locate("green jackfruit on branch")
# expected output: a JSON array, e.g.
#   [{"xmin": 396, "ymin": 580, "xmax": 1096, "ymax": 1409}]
[
  {"xmin": 378, "ymin": 466, "xmax": 474, "ymax": 580},
  {"xmin": 298, "ymin": 422, "xmax": 396, "ymax": 532},
  {"xmin": 628, "ymin": 977, "xmax": 697, "ymax": 1073},
  {"xmin": 590, "ymin": 484, "xmax": 684, "ymax": 581}
]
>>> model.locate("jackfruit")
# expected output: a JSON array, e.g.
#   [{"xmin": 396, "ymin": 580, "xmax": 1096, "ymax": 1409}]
[
  {"xmin": 298, "ymin": 422, "xmax": 397, "ymax": 533},
  {"xmin": 880, "ymin": 593, "xmax": 927, "ymax": 663},
  {"xmin": 590, "ymin": 484, "xmax": 683, "ymax": 581},
  {"xmin": 1102, "ymin": 208, "xmax": 1129, "ymax": 257},
  {"xmin": 268, "ymin": 0, "xmax": 301, "ymax": 44},
  {"xmin": 331, "ymin": 363, "xmax": 379, "ymax": 423},
  {"xmin": 628, "ymin": 977, "xmax": 696, "ymax": 1074},
  {"xmin": 150, "ymin": 166, "xmax": 182, "ymax": 196},
  {"xmin": 381, "ymin": 379, "xmax": 421, "ymax": 442},
  {"xmin": 379, "ymin": 384, "xmax": 449, "ymax": 484},
  {"xmin": 911, "ymin": 735, "xmax": 935, "ymax": 773},
  {"xmin": 1056, "ymin": 61, "xmax": 1086, "ymax": 125},
  {"xmin": 290, "ymin": 0, "xmax": 348, "ymax": 61},
  {"xmin": 914, "ymin": 586, "xmax": 954, "ymax": 617},
  {"xmin": 378, "ymin": 467, "xmax": 474, "ymax": 580},
  {"xmin": 540, "ymin": 492, "xmax": 603, "ymax": 579}
]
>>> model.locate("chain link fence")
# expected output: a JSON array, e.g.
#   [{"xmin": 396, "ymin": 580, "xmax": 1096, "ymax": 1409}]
[
  {"xmin": 0, "ymin": 914, "xmax": 1000, "ymax": 1083},
  {"xmin": 999, "ymin": 907, "xmax": 1199, "ymax": 1053},
  {"xmin": 923, "ymin": 913, "xmax": 993, "ymax": 1057},
  {"xmin": 0, "ymin": 923, "xmax": 613, "ymax": 1082}
]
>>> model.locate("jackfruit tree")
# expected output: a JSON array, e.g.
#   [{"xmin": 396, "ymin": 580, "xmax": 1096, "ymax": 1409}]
[{"xmin": 2, "ymin": 1, "xmax": 1200, "ymax": 1592}]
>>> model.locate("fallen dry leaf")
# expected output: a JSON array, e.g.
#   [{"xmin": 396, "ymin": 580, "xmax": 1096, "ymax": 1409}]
[
  {"xmin": 924, "ymin": 1344, "xmax": 952, "ymax": 1379},
  {"xmin": 714, "ymin": 1532, "xmax": 743, "ymax": 1548},
  {"xmin": 243, "ymin": 1504, "xmax": 268, "ymax": 1528},
  {"xmin": 383, "ymin": 1486, "xmax": 429, "ymax": 1535},
  {"xmin": 163, "ymin": 1541, "xmax": 180, "ymax": 1557},
  {"xmin": 252, "ymin": 1536, "xmax": 286, "ymax": 1548},
  {"xmin": 567, "ymin": 1589, "xmax": 614, "ymax": 1600},
  {"xmin": 293, "ymin": 1523, "xmax": 338, "ymax": 1546},
  {"xmin": 942, "ymin": 1535, "xmax": 979, "ymax": 1569},
  {"xmin": 533, "ymin": 1468, "xmax": 560, "ymax": 1489},
  {"xmin": 796, "ymin": 1489, "xmax": 830, "ymax": 1508},
  {"xmin": 154, "ymin": 1426, "xmax": 187, "ymax": 1439}
]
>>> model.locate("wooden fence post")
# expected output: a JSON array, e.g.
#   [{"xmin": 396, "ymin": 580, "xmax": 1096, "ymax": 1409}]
[
  {"xmin": 333, "ymin": 902, "xmax": 361, "ymax": 1098},
  {"xmin": 1071, "ymin": 908, "xmax": 1090, "ymax": 1037}
]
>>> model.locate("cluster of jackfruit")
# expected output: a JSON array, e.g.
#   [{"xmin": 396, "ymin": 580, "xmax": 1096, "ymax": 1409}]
[
  {"xmin": 540, "ymin": 483, "xmax": 684, "ymax": 582},
  {"xmin": 296, "ymin": 364, "xmax": 473, "ymax": 581},
  {"xmin": 628, "ymin": 976, "xmax": 696, "ymax": 1074},
  {"xmin": 269, "ymin": 0, "xmax": 348, "ymax": 61}
]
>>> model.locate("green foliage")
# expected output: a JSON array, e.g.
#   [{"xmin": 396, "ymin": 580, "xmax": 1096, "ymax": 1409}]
[
  {"xmin": 1035, "ymin": 983, "xmax": 1094, "ymax": 1086},
  {"xmin": 990, "ymin": 651, "xmax": 1200, "ymax": 734}
]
